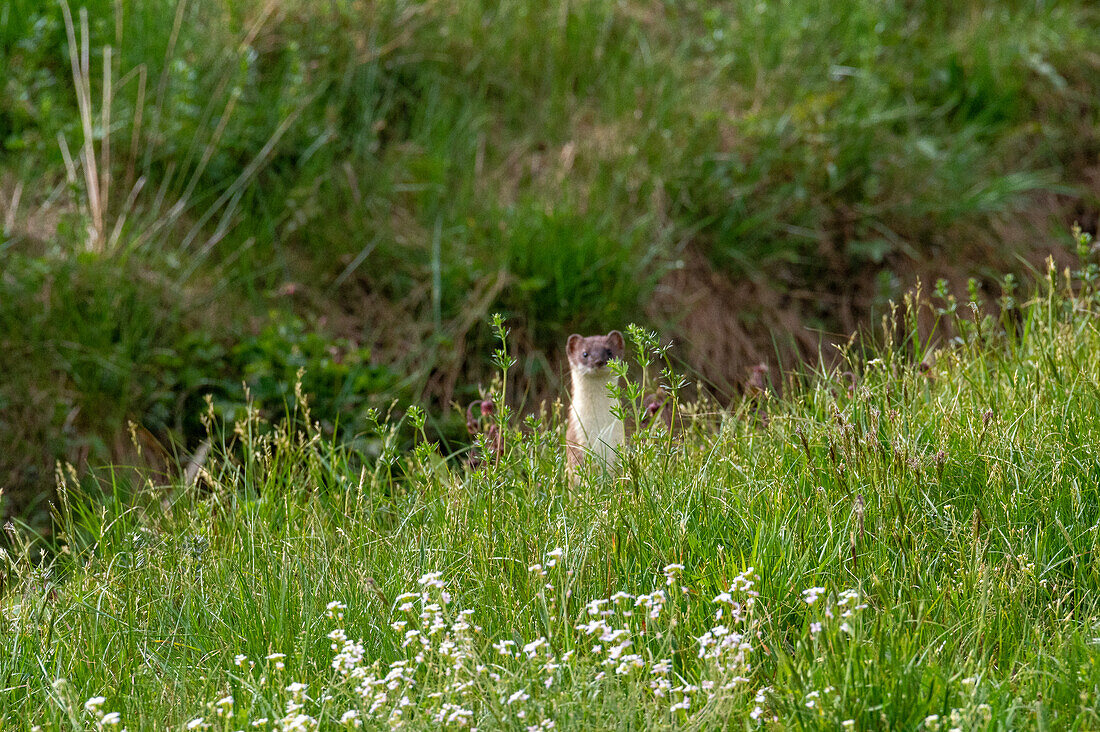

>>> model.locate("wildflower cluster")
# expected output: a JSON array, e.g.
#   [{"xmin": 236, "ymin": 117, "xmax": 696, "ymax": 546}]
[
  {"xmin": 812, "ymin": 588, "xmax": 869, "ymax": 637},
  {"xmin": 697, "ymin": 567, "xmax": 759, "ymax": 679},
  {"xmin": 572, "ymin": 565, "xmax": 763, "ymax": 717},
  {"xmin": 178, "ymin": 553, "xmax": 775, "ymax": 729},
  {"xmin": 182, "ymin": 651, "xmax": 322, "ymax": 731},
  {"xmin": 321, "ymin": 570, "xmax": 484, "ymax": 728},
  {"xmin": 84, "ymin": 695, "xmax": 125, "ymax": 731},
  {"xmin": 325, "ymin": 551, "xmax": 767, "ymax": 726},
  {"xmin": 763, "ymin": 586, "xmax": 873, "ymax": 725}
]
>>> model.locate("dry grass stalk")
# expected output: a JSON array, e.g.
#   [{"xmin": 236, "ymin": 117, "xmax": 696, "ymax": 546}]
[{"xmin": 61, "ymin": 2, "xmax": 109, "ymax": 252}]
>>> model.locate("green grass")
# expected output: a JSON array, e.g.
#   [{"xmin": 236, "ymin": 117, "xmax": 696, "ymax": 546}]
[
  {"xmin": 4, "ymin": 0, "xmax": 1100, "ymax": 333},
  {"xmin": 3, "ymin": 0, "xmax": 1100, "ymax": 518},
  {"xmin": 4, "ymin": 234, "xmax": 1100, "ymax": 729},
  {"xmin": 3, "ymin": 2, "xmax": 1100, "ymax": 719}
]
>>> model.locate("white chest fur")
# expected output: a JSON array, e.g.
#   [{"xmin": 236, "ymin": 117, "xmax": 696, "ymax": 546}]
[{"xmin": 570, "ymin": 371, "xmax": 624, "ymax": 465}]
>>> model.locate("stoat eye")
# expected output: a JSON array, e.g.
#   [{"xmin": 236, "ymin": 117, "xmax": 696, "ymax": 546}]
[{"xmin": 582, "ymin": 351, "xmax": 589, "ymax": 358}]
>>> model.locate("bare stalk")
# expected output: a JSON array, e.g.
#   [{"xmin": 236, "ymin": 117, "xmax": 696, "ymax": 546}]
[{"xmin": 60, "ymin": 1, "xmax": 108, "ymax": 252}]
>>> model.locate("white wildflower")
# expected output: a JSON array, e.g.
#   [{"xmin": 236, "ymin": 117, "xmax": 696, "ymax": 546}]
[
  {"xmin": 417, "ymin": 571, "xmax": 445, "ymax": 589},
  {"xmin": 214, "ymin": 695, "xmax": 234, "ymax": 718},
  {"xmin": 278, "ymin": 713, "xmax": 317, "ymax": 732},
  {"xmin": 663, "ymin": 564, "xmax": 685, "ymax": 586},
  {"xmin": 802, "ymin": 587, "xmax": 826, "ymax": 605},
  {"xmin": 523, "ymin": 637, "xmax": 548, "ymax": 658}
]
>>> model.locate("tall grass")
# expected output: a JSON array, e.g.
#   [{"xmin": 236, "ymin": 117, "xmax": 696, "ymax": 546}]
[
  {"xmin": 6, "ymin": 0, "xmax": 1098, "ymax": 331},
  {"xmin": 0, "ymin": 0, "xmax": 318, "ymax": 521},
  {"xmin": 4, "ymin": 231, "xmax": 1100, "ymax": 729},
  {"xmin": 2, "ymin": 0, "xmax": 1100, "ymax": 608}
]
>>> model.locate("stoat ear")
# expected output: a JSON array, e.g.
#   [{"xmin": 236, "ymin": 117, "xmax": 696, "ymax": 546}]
[
  {"xmin": 567, "ymin": 334, "xmax": 583, "ymax": 356},
  {"xmin": 607, "ymin": 330, "xmax": 625, "ymax": 356}
]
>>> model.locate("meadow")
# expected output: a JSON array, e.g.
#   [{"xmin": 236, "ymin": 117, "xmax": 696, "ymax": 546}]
[
  {"xmin": 2, "ymin": 0, "xmax": 1100, "ymax": 524},
  {"xmin": 4, "ymin": 234, "xmax": 1100, "ymax": 729},
  {"xmin": 4, "ymin": 1, "xmax": 1100, "ymax": 727}
]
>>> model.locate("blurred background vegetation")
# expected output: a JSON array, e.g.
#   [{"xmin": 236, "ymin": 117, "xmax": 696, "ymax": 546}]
[{"xmin": 2, "ymin": 0, "xmax": 1098, "ymax": 527}]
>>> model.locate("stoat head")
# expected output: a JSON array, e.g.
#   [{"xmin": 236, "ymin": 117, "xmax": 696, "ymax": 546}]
[{"xmin": 567, "ymin": 330, "xmax": 625, "ymax": 377}]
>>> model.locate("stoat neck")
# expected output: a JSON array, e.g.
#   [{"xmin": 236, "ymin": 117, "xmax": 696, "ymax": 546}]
[
  {"xmin": 571, "ymin": 369, "xmax": 617, "ymax": 412},
  {"xmin": 570, "ymin": 368, "xmax": 623, "ymax": 463}
]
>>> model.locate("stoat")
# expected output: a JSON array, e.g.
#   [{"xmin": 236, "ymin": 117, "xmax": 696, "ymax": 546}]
[{"xmin": 565, "ymin": 330, "xmax": 625, "ymax": 481}]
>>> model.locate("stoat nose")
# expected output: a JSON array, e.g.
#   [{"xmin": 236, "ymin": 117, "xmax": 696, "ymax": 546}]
[{"xmin": 595, "ymin": 349, "xmax": 613, "ymax": 367}]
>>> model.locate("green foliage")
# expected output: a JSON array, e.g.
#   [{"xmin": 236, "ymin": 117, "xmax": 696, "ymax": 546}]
[
  {"xmin": 668, "ymin": 0, "xmax": 1091, "ymax": 278},
  {"xmin": 485, "ymin": 201, "xmax": 659, "ymax": 345},
  {"xmin": 0, "ymin": 249, "xmax": 402, "ymax": 524},
  {"xmin": 3, "ymin": 0, "xmax": 1100, "ymax": 589},
  {"xmin": 154, "ymin": 315, "xmax": 404, "ymax": 449},
  {"xmin": 8, "ymin": 0, "xmax": 1098, "ymax": 328},
  {"xmin": 6, "ymin": 248, "xmax": 1100, "ymax": 728},
  {"xmin": 0, "ymin": 0, "xmax": 71, "ymax": 157},
  {"xmin": 0, "ymin": 250, "xmax": 183, "ymax": 519}
]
